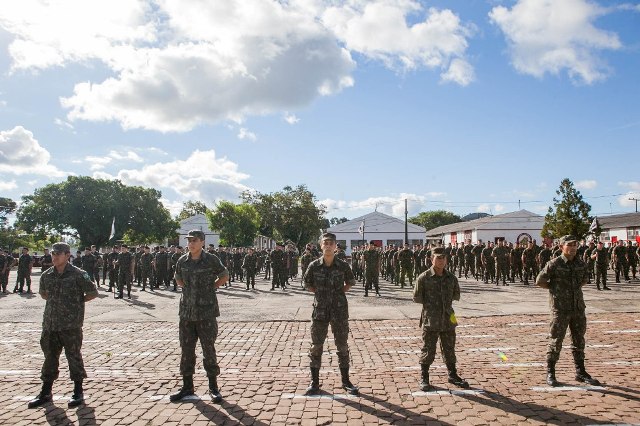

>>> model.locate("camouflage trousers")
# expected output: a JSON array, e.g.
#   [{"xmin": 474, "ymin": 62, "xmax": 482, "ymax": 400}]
[
  {"xmin": 546, "ymin": 310, "xmax": 587, "ymax": 364},
  {"xmin": 595, "ymin": 263, "xmax": 608, "ymax": 287},
  {"xmin": 117, "ymin": 270, "xmax": 132, "ymax": 294},
  {"xmin": 495, "ymin": 262, "xmax": 508, "ymax": 283},
  {"xmin": 523, "ymin": 262, "xmax": 538, "ymax": 283},
  {"xmin": 245, "ymin": 268, "xmax": 256, "ymax": 287},
  {"xmin": 483, "ymin": 261, "xmax": 495, "ymax": 283},
  {"xmin": 140, "ymin": 267, "xmax": 153, "ymax": 289},
  {"xmin": 40, "ymin": 328, "xmax": 87, "ymax": 382},
  {"xmin": 179, "ymin": 318, "xmax": 220, "ymax": 377},
  {"xmin": 272, "ymin": 267, "xmax": 286, "ymax": 288},
  {"xmin": 16, "ymin": 270, "xmax": 31, "ymax": 291},
  {"xmin": 399, "ymin": 265, "xmax": 413, "ymax": 286},
  {"xmin": 309, "ymin": 318, "xmax": 350, "ymax": 369},
  {"xmin": 364, "ymin": 269, "xmax": 379, "ymax": 292},
  {"xmin": 456, "ymin": 258, "xmax": 464, "ymax": 277},
  {"xmin": 420, "ymin": 329, "xmax": 457, "ymax": 367},
  {"xmin": 464, "ymin": 257, "xmax": 475, "ymax": 277}
]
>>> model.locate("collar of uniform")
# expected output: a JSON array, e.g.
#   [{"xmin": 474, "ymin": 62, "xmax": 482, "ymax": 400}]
[
  {"xmin": 186, "ymin": 249, "xmax": 207, "ymax": 262},
  {"xmin": 51, "ymin": 262, "xmax": 74, "ymax": 277},
  {"xmin": 559, "ymin": 253, "xmax": 577, "ymax": 264}
]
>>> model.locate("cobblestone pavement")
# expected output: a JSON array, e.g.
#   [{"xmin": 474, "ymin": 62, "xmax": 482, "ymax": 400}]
[{"xmin": 1, "ymin": 270, "xmax": 639, "ymax": 425}]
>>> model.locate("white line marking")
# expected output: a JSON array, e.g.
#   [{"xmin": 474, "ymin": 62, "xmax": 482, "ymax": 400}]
[
  {"xmin": 412, "ymin": 389, "xmax": 485, "ymax": 396},
  {"xmin": 378, "ymin": 336, "xmax": 420, "ymax": 340},
  {"xmin": 1, "ymin": 340, "xmax": 27, "ymax": 343},
  {"xmin": 387, "ymin": 350, "xmax": 421, "ymax": 354},
  {"xmin": 371, "ymin": 326, "xmax": 413, "ymax": 330},
  {"xmin": 457, "ymin": 325, "xmax": 477, "ymax": 328},
  {"xmin": 218, "ymin": 338, "xmax": 262, "ymax": 343},
  {"xmin": 603, "ymin": 361, "xmax": 640, "ymax": 366},
  {"xmin": 604, "ymin": 330, "xmax": 640, "ymax": 334},
  {"xmin": 281, "ymin": 393, "xmax": 358, "ymax": 400},
  {"xmin": 493, "ymin": 363, "xmax": 544, "ymax": 367},
  {"xmin": 587, "ymin": 344, "xmax": 614, "ymax": 348},
  {"xmin": 14, "ymin": 395, "xmax": 85, "ymax": 402},
  {"xmin": 218, "ymin": 351, "xmax": 254, "ymax": 356},
  {"xmin": 507, "ymin": 322, "xmax": 546, "ymax": 326},
  {"xmin": 394, "ymin": 365, "xmax": 446, "ymax": 371},
  {"xmin": 0, "ymin": 370, "xmax": 39, "ymax": 375},
  {"xmin": 114, "ymin": 352, "xmax": 159, "ymax": 356},
  {"xmin": 531, "ymin": 386, "xmax": 605, "ymax": 392},
  {"xmin": 458, "ymin": 335, "xmax": 496, "ymax": 339},
  {"xmin": 468, "ymin": 347, "xmax": 517, "ymax": 352},
  {"xmin": 149, "ymin": 394, "xmax": 211, "ymax": 401},
  {"xmin": 588, "ymin": 320, "xmax": 614, "ymax": 324}
]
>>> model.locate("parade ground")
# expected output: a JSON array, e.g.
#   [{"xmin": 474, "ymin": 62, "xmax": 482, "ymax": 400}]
[{"xmin": 1, "ymin": 271, "xmax": 639, "ymax": 425}]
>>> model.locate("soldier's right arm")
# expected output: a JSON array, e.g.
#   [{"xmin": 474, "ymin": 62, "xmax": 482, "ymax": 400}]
[
  {"xmin": 304, "ymin": 262, "xmax": 316, "ymax": 293},
  {"xmin": 412, "ymin": 275, "xmax": 424, "ymax": 304},
  {"xmin": 38, "ymin": 274, "xmax": 48, "ymax": 300},
  {"xmin": 536, "ymin": 261, "xmax": 552, "ymax": 289}
]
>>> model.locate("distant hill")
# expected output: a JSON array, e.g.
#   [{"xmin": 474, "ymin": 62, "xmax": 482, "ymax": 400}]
[{"xmin": 461, "ymin": 212, "xmax": 491, "ymax": 221}]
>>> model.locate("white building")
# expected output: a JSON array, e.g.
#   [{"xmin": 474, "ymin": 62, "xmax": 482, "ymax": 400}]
[
  {"xmin": 175, "ymin": 214, "xmax": 220, "ymax": 248},
  {"xmin": 594, "ymin": 212, "xmax": 640, "ymax": 244},
  {"xmin": 425, "ymin": 210, "xmax": 545, "ymax": 245},
  {"xmin": 326, "ymin": 211, "xmax": 426, "ymax": 254}
]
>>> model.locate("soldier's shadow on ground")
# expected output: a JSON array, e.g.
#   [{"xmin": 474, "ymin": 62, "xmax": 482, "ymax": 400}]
[
  {"xmin": 124, "ymin": 297, "xmax": 156, "ymax": 310},
  {"xmin": 217, "ymin": 289, "xmax": 257, "ymax": 299},
  {"xmin": 43, "ymin": 402, "xmax": 75, "ymax": 426},
  {"xmin": 147, "ymin": 291, "xmax": 176, "ymax": 299},
  {"xmin": 596, "ymin": 384, "xmax": 640, "ymax": 403},
  {"xmin": 337, "ymin": 391, "xmax": 454, "ymax": 425},
  {"xmin": 20, "ymin": 292, "xmax": 37, "ymax": 299},
  {"xmin": 458, "ymin": 388, "xmax": 604, "ymax": 424},
  {"xmin": 74, "ymin": 404, "xmax": 97, "ymax": 426},
  {"xmin": 191, "ymin": 399, "xmax": 269, "ymax": 426}
]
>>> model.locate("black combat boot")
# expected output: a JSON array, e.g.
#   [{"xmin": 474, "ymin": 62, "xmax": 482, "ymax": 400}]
[
  {"xmin": 28, "ymin": 381, "xmax": 53, "ymax": 408},
  {"xmin": 305, "ymin": 367, "xmax": 320, "ymax": 395},
  {"xmin": 170, "ymin": 375, "xmax": 194, "ymax": 402},
  {"xmin": 68, "ymin": 380, "xmax": 84, "ymax": 408},
  {"xmin": 340, "ymin": 367, "xmax": 359, "ymax": 395},
  {"xmin": 546, "ymin": 361, "xmax": 559, "ymax": 387},
  {"xmin": 575, "ymin": 360, "xmax": 601, "ymax": 386},
  {"xmin": 208, "ymin": 376, "xmax": 222, "ymax": 403},
  {"xmin": 447, "ymin": 365, "xmax": 469, "ymax": 388},
  {"xmin": 419, "ymin": 364, "xmax": 431, "ymax": 391}
]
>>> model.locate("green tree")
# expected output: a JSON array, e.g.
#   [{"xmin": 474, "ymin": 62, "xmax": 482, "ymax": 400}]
[
  {"xmin": 176, "ymin": 200, "xmax": 209, "ymax": 221},
  {"xmin": 16, "ymin": 176, "xmax": 178, "ymax": 247},
  {"xmin": 0, "ymin": 197, "xmax": 17, "ymax": 228},
  {"xmin": 206, "ymin": 201, "xmax": 259, "ymax": 246},
  {"xmin": 409, "ymin": 210, "xmax": 462, "ymax": 231},
  {"xmin": 329, "ymin": 217, "xmax": 349, "ymax": 226},
  {"xmin": 241, "ymin": 185, "xmax": 327, "ymax": 250},
  {"xmin": 541, "ymin": 178, "xmax": 592, "ymax": 239}
]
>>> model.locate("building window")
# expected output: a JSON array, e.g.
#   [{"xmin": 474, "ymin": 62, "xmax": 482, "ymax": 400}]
[
  {"xmin": 387, "ymin": 239, "xmax": 403, "ymax": 247},
  {"xmin": 627, "ymin": 228, "xmax": 640, "ymax": 239},
  {"xmin": 600, "ymin": 231, "xmax": 610, "ymax": 241}
]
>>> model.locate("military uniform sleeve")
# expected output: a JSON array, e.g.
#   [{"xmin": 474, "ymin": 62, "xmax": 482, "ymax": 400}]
[
  {"xmin": 536, "ymin": 259, "xmax": 553, "ymax": 288},
  {"xmin": 412, "ymin": 275, "xmax": 424, "ymax": 304},
  {"xmin": 452, "ymin": 275, "xmax": 460, "ymax": 301},
  {"xmin": 210, "ymin": 254, "xmax": 230, "ymax": 278},
  {"xmin": 174, "ymin": 258, "xmax": 183, "ymax": 282},
  {"xmin": 80, "ymin": 270, "xmax": 99, "ymax": 297},
  {"xmin": 304, "ymin": 263, "xmax": 315, "ymax": 290},
  {"xmin": 38, "ymin": 273, "xmax": 47, "ymax": 298},
  {"xmin": 343, "ymin": 262, "xmax": 356, "ymax": 286}
]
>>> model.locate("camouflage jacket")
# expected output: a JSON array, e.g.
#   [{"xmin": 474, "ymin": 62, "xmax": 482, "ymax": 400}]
[
  {"xmin": 140, "ymin": 252, "xmax": 153, "ymax": 270},
  {"xmin": 242, "ymin": 253, "xmax": 257, "ymax": 270},
  {"xmin": 269, "ymin": 249, "xmax": 285, "ymax": 269},
  {"xmin": 175, "ymin": 250, "xmax": 229, "ymax": 321},
  {"xmin": 536, "ymin": 255, "xmax": 587, "ymax": 312},
  {"xmin": 304, "ymin": 257, "xmax": 355, "ymax": 322},
  {"xmin": 362, "ymin": 249, "xmax": 380, "ymax": 272},
  {"xmin": 413, "ymin": 267, "xmax": 460, "ymax": 331},
  {"xmin": 39, "ymin": 263, "xmax": 98, "ymax": 331}
]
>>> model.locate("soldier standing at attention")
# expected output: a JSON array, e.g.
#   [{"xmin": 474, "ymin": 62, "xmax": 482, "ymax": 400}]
[
  {"xmin": 72, "ymin": 250, "xmax": 83, "ymax": 268},
  {"xmin": 81, "ymin": 247, "xmax": 97, "ymax": 286},
  {"xmin": 398, "ymin": 243, "xmax": 414, "ymax": 288},
  {"xmin": 28, "ymin": 242, "xmax": 98, "ymax": 409},
  {"xmin": 0, "ymin": 249, "xmax": 7, "ymax": 293},
  {"xmin": 115, "ymin": 244, "xmax": 134, "ymax": 299},
  {"xmin": 242, "ymin": 248, "xmax": 257, "ymax": 290},
  {"xmin": 612, "ymin": 240, "xmax": 630, "ymax": 283},
  {"xmin": 15, "ymin": 247, "xmax": 34, "ymax": 293},
  {"xmin": 106, "ymin": 246, "xmax": 119, "ymax": 292},
  {"xmin": 363, "ymin": 241, "xmax": 381, "ymax": 297},
  {"xmin": 270, "ymin": 242, "xmax": 286, "ymax": 290},
  {"xmin": 413, "ymin": 247, "xmax": 468, "ymax": 391},
  {"xmin": 591, "ymin": 241, "xmax": 611, "ymax": 291},
  {"xmin": 170, "ymin": 230, "xmax": 229, "ymax": 403},
  {"xmin": 40, "ymin": 248, "xmax": 53, "ymax": 274},
  {"xmin": 536, "ymin": 235, "xmax": 601, "ymax": 387},
  {"xmin": 492, "ymin": 240, "xmax": 509, "ymax": 286},
  {"xmin": 522, "ymin": 241, "xmax": 537, "ymax": 285},
  {"xmin": 304, "ymin": 232, "xmax": 358, "ymax": 396},
  {"xmin": 140, "ymin": 246, "xmax": 154, "ymax": 291},
  {"xmin": 300, "ymin": 245, "xmax": 314, "ymax": 278}
]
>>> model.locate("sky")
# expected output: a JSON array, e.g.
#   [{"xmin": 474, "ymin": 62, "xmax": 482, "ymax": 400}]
[{"xmin": 0, "ymin": 0, "xmax": 639, "ymax": 224}]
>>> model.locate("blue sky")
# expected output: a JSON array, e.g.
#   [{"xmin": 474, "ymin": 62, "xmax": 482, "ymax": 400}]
[{"xmin": 0, "ymin": 0, "xmax": 638, "ymax": 223}]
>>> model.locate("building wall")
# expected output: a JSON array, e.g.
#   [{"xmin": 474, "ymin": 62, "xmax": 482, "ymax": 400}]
[
  {"xmin": 439, "ymin": 228, "xmax": 543, "ymax": 245},
  {"xmin": 333, "ymin": 232, "xmax": 424, "ymax": 254}
]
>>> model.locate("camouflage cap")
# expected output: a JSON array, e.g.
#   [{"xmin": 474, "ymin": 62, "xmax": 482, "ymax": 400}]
[
  {"xmin": 186, "ymin": 229, "xmax": 205, "ymax": 240},
  {"xmin": 52, "ymin": 242, "xmax": 71, "ymax": 253},
  {"xmin": 321, "ymin": 233, "xmax": 336, "ymax": 241},
  {"xmin": 559, "ymin": 235, "xmax": 578, "ymax": 244},
  {"xmin": 432, "ymin": 247, "xmax": 446, "ymax": 257}
]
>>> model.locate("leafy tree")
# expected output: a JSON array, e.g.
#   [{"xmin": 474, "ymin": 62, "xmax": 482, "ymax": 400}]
[
  {"xmin": 409, "ymin": 210, "xmax": 462, "ymax": 231},
  {"xmin": 542, "ymin": 178, "xmax": 592, "ymax": 239},
  {"xmin": 241, "ymin": 185, "xmax": 327, "ymax": 250},
  {"xmin": 206, "ymin": 201, "xmax": 258, "ymax": 246},
  {"xmin": 176, "ymin": 200, "xmax": 209, "ymax": 221},
  {"xmin": 329, "ymin": 217, "xmax": 348, "ymax": 226},
  {"xmin": 16, "ymin": 176, "xmax": 178, "ymax": 247},
  {"xmin": 0, "ymin": 197, "xmax": 17, "ymax": 228}
]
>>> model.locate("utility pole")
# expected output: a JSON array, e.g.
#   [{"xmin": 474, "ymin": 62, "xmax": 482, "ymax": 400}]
[
  {"xmin": 629, "ymin": 197, "xmax": 639, "ymax": 213},
  {"xmin": 404, "ymin": 199, "xmax": 408, "ymax": 245}
]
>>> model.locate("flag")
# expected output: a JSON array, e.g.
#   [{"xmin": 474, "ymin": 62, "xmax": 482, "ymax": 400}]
[
  {"xmin": 109, "ymin": 217, "xmax": 115, "ymax": 240},
  {"xmin": 588, "ymin": 217, "xmax": 599, "ymax": 233},
  {"xmin": 358, "ymin": 220, "xmax": 365, "ymax": 236}
]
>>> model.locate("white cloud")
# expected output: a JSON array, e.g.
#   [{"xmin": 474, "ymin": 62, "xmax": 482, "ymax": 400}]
[
  {"xmin": 476, "ymin": 203, "xmax": 505, "ymax": 214},
  {"xmin": 0, "ymin": 180, "xmax": 17, "ymax": 191},
  {"xmin": 575, "ymin": 179, "xmax": 597, "ymax": 190},
  {"xmin": 618, "ymin": 192, "xmax": 640, "ymax": 209},
  {"xmin": 85, "ymin": 156, "xmax": 113, "ymax": 171},
  {"xmin": 284, "ymin": 113, "xmax": 300, "ymax": 124},
  {"xmin": 54, "ymin": 118, "xmax": 75, "ymax": 131},
  {"xmin": 108, "ymin": 150, "xmax": 143, "ymax": 162},
  {"xmin": 619, "ymin": 181, "xmax": 640, "ymax": 191},
  {"xmin": 322, "ymin": 1, "xmax": 474, "ymax": 84},
  {"xmin": 238, "ymin": 128, "xmax": 257, "ymax": 142},
  {"xmin": 489, "ymin": 0, "xmax": 621, "ymax": 84},
  {"xmin": 321, "ymin": 192, "xmax": 447, "ymax": 218},
  {"xmin": 0, "ymin": 126, "xmax": 66, "ymax": 176},
  {"xmin": 93, "ymin": 149, "xmax": 251, "ymax": 203}
]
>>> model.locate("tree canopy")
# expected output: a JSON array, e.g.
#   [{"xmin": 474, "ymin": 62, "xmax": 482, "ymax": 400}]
[
  {"xmin": 16, "ymin": 176, "xmax": 178, "ymax": 247},
  {"xmin": 541, "ymin": 178, "xmax": 592, "ymax": 239},
  {"xmin": 176, "ymin": 200, "xmax": 209, "ymax": 221},
  {"xmin": 240, "ymin": 185, "xmax": 326, "ymax": 250},
  {"xmin": 0, "ymin": 197, "xmax": 16, "ymax": 228},
  {"xmin": 206, "ymin": 201, "xmax": 259, "ymax": 247},
  {"xmin": 409, "ymin": 210, "xmax": 462, "ymax": 231}
]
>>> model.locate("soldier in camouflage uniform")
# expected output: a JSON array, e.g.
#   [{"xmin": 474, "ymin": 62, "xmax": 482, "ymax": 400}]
[
  {"xmin": 472, "ymin": 242, "xmax": 484, "ymax": 281},
  {"xmin": 0, "ymin": 249, "xmax": 8, "ymax": 293},
  {"xmin": 398, "ymin": 243, "xmax": 414, "ymax": 288},
  {"xmin": 154, "ymin": 246, "xmax": 170, "ymax": 289},
  {"xmin": 80, "ymin": 247, "xmax": 97, "ymax": 286},
  {"xmin": 14, "ymin": 247, "xmax": 34, "ymax": 293},
  {"xmin": 106, "ymin": 246, "xmax": 119, "ymax": 292},
  {"xmin": 612, "ymin": 240, "xmax": 630, "ymax": 283},
  {"xmin": 481, "ymin": 242, "xmax": 495, "ymax": 284},
  {"xmin": 242, "ymin": 247, "xmax": 258, "ymax": 289},
  {"xmin": 627, "ymin": 241, "xmax": 637, "ymax": 280},
  {"xmin": 463, "ymin": 241, "xmax": 474, "ymax": 279},
  {"xmin": 363, "ymin": 241, "xmax": 381, "ymax": 297},
  {"xmin": 591, "ymin": 241, "xmax": 611, "ymax": 290},
  {"xmin": 72, "ymin": 250, "xmax": 83, "ymax": 268},
  {"xmin": 115, "ymin": 244, "xmax": 134, "ymax": 299},
  {"xmin": 492, "ymin": 240, "xmax": 509, "ymax": 286},
  {"xmin": 413, "ymin": 247, "xmax": 468, "ymax": 391},
  {"xmin": 522, "ymin": 241, "xmax": 537, "ymax": 285},
  {"xmin": 28, "ymin": 242, "xmax": 98, "ymax": 409},
  {"xmin": 270, "ymin": 243, "xmax": 286, "ymax": 290},
  {"xmin": 538, "ymin": 243, "xmax": 552, "ymax": 270},
  {"xmin": 536, "ymin": 235, "xmax": 601, "ymax": 387},
  {"xmin": 139, "ymin": 246, "xmax": 154, "ymax": 291},
  {"xmin": 304, "ymin": 233, "xmax": 358, "ymax": 395},
  {"xmin": 583, "ymin": 241, "xmax": 596, "ymax": 284},
  {"xmin": 455, "ymin": 243, "xmax": 465, "ymax": 278},
  {"xmin": 510, "ymin": 243, "xmax": 523, "ymax": 283},
  {"xmin": 300, "ymin": 245, "xmax": 315, "ymax": 279},
  {"xmin": 170, "ymin": 230, "xmax": 229, "ymax": 403}
]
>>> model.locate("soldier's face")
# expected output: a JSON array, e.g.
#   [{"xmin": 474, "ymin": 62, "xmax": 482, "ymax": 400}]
[
  {"xmin": 321, "ymin": 239, "xmax": 336, "ymax": 254},
  {"xmin": 187, "ymin": 238, "xmax": 205, "ymax": 253},
  {"xmin": 561, "ymin": 242, "xmax": 578, "ymax": 258},
  {"xmin": 52, "ymin": 251, "xmax": 70, "ymax": 268}
]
